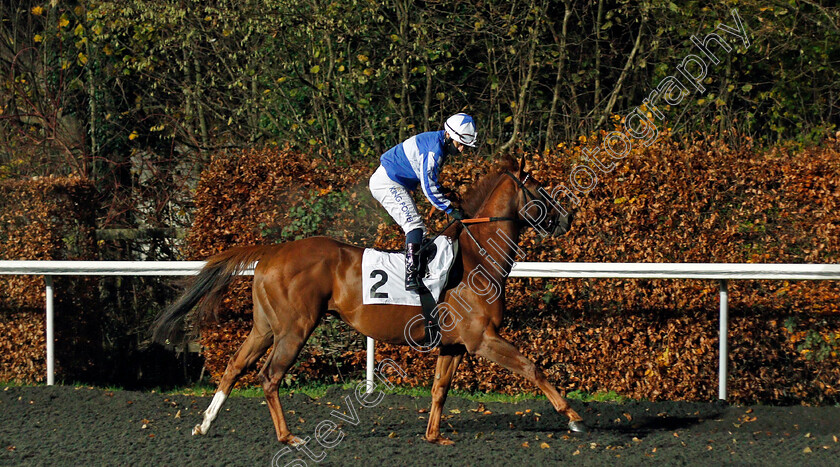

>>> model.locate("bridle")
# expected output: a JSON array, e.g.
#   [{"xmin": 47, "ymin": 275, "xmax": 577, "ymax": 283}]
[
  {"xmin": 503, "ymin": 171, "xmax": 564, "ymax": 234},
  {"xmin": 414, "ymin": 168, "xmax": 568, "ymax": 280},
  {"xmin": 449, "ymin": 171, "xmax": 563, "ymax": 270},
  {"xmin": 460, "ymin": 171, "xmax": 559, "ymax": 230}
]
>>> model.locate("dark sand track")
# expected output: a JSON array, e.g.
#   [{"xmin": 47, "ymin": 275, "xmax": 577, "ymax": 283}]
[{"xmin": 1, "ymin": 385, "xmax": 839, "ymax": 466}]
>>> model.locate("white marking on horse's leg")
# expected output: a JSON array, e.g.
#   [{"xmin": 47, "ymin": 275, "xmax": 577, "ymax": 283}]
[{"xmin": 192, "ymin": 391, "xmax": 227, "ymax": 436}]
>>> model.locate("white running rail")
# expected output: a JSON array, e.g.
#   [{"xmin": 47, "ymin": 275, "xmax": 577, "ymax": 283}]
[{"xmin": 2, "ymin": 260, "xmax": 839, "ymax": 400}]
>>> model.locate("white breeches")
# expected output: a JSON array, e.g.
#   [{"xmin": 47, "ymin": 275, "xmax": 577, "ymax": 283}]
[{"xmin": 369, "ymin": 165, "xmax": 426, "ymax": 235}]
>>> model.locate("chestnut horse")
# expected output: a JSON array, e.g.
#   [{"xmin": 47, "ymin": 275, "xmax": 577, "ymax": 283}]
[{"xmin": 152, "ymin": 157, "xmax": 585, "ymax": 446}]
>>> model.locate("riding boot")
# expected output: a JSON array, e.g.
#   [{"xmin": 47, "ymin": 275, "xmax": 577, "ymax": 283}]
[{"xmin": 405, "ymin": 242, "xmax": 421, "ymax": 291}]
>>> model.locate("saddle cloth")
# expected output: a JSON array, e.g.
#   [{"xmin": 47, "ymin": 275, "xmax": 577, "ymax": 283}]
[{"xmin": 362, "ymin": 236, "xmax": 457, "ymax": 306}]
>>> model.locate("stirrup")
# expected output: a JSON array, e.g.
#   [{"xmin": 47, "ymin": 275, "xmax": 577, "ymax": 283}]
[{"xmin": 405, "ymin": 271, "xmax": 420, "ymax": 291}]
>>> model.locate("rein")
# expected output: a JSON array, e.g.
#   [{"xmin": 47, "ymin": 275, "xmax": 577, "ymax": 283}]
[
  {"xmin": 460, "ymin": 216, "xmax": 517, "ymax": 224},
  {"xmin": 454, "ymin": 171, "xmax": 536, "ymax": 270},
  {"xmin": 418, "ymin": 171, "xmax": 540, "ymax": 272}
]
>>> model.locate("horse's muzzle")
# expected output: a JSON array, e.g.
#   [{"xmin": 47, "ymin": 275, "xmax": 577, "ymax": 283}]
[{"xmin": 550, "ymin": 209, "xmax": 575, "ymax": 236}]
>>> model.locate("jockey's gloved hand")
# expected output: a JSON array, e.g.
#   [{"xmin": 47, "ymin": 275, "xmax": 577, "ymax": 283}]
[{"xmin": 449, "ymin": 208, "xmax": 466, "ymax": 221}]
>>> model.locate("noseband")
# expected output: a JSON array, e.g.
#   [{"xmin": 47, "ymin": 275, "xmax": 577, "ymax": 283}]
[{"xmin": 501, "ymin": 171, "xmax": 561, "ymax": 233}]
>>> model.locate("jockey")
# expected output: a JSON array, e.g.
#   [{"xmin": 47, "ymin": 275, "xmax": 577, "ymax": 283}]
[{"xmin": 369, "ymin": 113, "xmax": 477, "ymax": 291}]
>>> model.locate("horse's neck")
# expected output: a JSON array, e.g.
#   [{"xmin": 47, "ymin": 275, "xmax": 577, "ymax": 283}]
[
  {"xmin": 461, "ymin": 192, "xmax": 523, "ymax": 280},
  {"xmin": 471, "ymin": 175, "xmax": 520, "ymax": 222}
]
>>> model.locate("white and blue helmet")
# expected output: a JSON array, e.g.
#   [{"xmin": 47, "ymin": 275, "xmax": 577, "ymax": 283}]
[{"xmin": 444, "ymin": 113, "xmax": 477, "ymax": 147}]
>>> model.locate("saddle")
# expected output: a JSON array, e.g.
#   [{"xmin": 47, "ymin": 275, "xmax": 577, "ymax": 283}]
[
  {"xmin": 361, "ymin": 236, "xmax": 458, "ymax": 347},
  {"xmin": 361, "ymin": 236, "xmax": 457, "ymax": 306}
]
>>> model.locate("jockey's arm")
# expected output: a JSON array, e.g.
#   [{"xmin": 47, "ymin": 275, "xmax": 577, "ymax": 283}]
[{"xmin": 420, "ymin": 151, "xmax": 454, "ymax": 214}]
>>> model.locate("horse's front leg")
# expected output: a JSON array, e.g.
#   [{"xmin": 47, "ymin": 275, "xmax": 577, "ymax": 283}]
[
  {"xmin": 475, "ymin": 330, "xmax": 586, "ymax": 432},
  {"xmin": 424, "ymin": 346, "xmax": 465, "ymax": 445}
]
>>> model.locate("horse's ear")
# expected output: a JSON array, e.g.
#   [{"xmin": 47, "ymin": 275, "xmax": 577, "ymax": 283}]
[
  {"xmin": 518, "ymin": 155, "xmax": 525, "ymax": 175},
  {"xmin": 499, "ymin": 154, "xmax": 517, "ymax": 172}
]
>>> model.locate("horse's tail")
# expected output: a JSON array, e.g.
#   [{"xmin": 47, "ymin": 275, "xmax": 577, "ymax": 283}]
[{"xmin": 151, "ymin": 245, "xmax": 275, "ymax": 345}]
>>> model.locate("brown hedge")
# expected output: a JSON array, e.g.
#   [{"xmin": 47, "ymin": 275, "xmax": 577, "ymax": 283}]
[
  {"xmin": 188, "ymin": 136, "xmax": 840, "ymax": 403},
  {"xmin": 0, "ymin": 177, "xmax": 97, "ymax": 383},
  {"xmin": 186, "ymin": 147, "xmax": 374, "ymax": 386}
]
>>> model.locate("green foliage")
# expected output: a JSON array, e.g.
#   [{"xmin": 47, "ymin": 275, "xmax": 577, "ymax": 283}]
[
  {"xmin": 84, "ymin": 379, "xmax": 569, "ymax": 402},
  {"xmin": 566, "ymin": 389, "xmax": 628, "ymax": 403},
  {"xmin": 797, "ymin": 329, "xmax": 838, "ymax": 362},
  {"xmin": 5, "ymin": 0, "xmax": 840, "ymax": 170},
  {"xmin": 278, "ymin": 191, "xmax": 352, "ymax": 241},
  {"xmin": 784, "ymin": 317, "xmax": 839, "ymax": 363},
  {"xmin": 260, "ymin": 190, "xmax": 357, "ymax": 241}
]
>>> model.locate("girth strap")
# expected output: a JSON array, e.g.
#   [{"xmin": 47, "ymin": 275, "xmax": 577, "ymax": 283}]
[{"xmin": 415, "ymin": 277, "xmax": 441, "ymax": 349}]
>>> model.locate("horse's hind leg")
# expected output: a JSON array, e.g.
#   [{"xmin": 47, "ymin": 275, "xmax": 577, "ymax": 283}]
[
  {"xmin": 192, "ymin": 325, "xmax": 273, "ymax": 436},
  {"xmin": 260, "ymin": 330, "xmax": 315, "ymax": 446},
  {"xmin": 475, "ymin": 330, "xmax": 586, "ymax": 432},
  {"xmin": 425, "ymin": 345, "xmax": 465, "ymax": 445}
]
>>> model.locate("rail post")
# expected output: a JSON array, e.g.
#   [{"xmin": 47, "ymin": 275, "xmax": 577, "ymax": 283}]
[
  {"xmin": 366, "ymin": 336, "xmax": 375, "ymax": 394},
  {"xmin": 718, "ymin": 279, "xmax": 728, "ymax": 400},
  {"xmin": 45, "ymin": 275, "xmax": 55, "ymax": 386}
]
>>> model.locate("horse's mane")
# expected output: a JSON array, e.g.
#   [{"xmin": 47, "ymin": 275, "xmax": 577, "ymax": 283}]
[{"xmin": 460, "ymin": 156, "xmax": 518, "ymax": 217}]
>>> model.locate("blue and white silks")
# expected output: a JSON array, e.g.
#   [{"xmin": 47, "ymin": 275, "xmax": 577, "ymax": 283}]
[{"xmin": 379, "ymin": 130, "xmax": 453, "ymax": 214}]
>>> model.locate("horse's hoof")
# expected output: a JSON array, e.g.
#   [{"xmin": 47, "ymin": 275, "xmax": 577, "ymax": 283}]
[
  {"xmin": 568, "ymin": 420, "xmax": 588, "ymax": 433},
  {"xmin": 425, "ymin": 435, "xmax": 455, "ymax": 446},
  {"xmin": 289, "ymin": 436, "xmax": 305, "ymax": 447},
  {"xmin": 279, "ymin": 434, "xmax": 305, "ymax": 446},
  {"xmin": 192, "ymin": 425, "xmax": 205, "ymax": 436}
]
